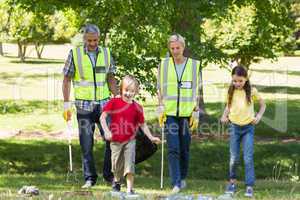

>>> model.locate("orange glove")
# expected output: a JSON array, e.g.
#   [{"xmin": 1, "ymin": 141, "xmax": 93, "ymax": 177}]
[
  {"xmin": 189, "ymin": 110, "xmax": 199, "ymax": 131},
  {"xmin": 63, "ymin": 102, "xmax": 72, "ymax": 121},
  {"xmin": 157, "ymin": 105, "xmax": 166, "ymax": 127}
]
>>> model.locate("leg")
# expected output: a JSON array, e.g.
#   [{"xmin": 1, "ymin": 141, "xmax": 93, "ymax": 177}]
[
  {"xmin": 228, "ymin": 123, "xmax": 241, "ymax": 183},
  {"xmin": 123, "ymin": 140, "xmax": 136, "ymax": 192},
  {"xmin": 126, "ymin": 173, "xmax": 134, "ymax": 193},
  {"xmin": 179, "ymin": 118, "xmax": 191, "ymax": 180},
  {"xmin": 97, "ymin": 112, "xmax": 114, "ymax": 182},
  {"xmin": 165, "ymin": 116, "xmax": 181, "ymax": 187},
  {"xmin": 242, "ymin": 124, "xmax": 255, "ymax": 186},
  {"xmin": 110, "ymin": 142, "xmax": 125, "ymax": 183},
  {"xmin": 77, "ymin": 108, "xmax": 98, "ymax": 184}
]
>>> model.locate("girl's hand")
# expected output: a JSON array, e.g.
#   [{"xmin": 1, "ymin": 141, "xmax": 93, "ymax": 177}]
[
  {"xmin": 251, "ymin": 114, "xmax": 262, "ymax": 125},
  {"xmin": 151, "ymin": 136, "xmax": 161, "ymax": 144},
  {"xmin": 220, "ymin": 116, "xmax": 229, "ymax": 124}
]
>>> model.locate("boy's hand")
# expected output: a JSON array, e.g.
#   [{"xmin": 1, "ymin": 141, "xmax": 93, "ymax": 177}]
[
  {"xmin": 251, "ymin": 114, "xmax": 262, "ymax": 125},
  {"xmin": 220, "ymin": 116, "xmax": 229, "ymax": 124},
  {"xmin": 104, "ymin": 132, "xmax": 112, "ymax": 141},
  {"xmin": 151, "ymin": 136, "xmax": 161, "ymax": 144}
]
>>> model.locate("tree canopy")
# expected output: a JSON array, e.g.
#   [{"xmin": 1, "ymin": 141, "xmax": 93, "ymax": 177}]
[{"xmin": 1, "ymin": 0, "xmax": 297, "ymax": 94}]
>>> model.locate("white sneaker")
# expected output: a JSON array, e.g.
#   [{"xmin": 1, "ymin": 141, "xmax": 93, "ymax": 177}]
[
  {"xmin": 180, "ymin": 180, "xmax": 187, "ymax": 189},
  {"xmin": 81, "ymin": 180, "xmax": 93, "ymax": 189},
  {"xmin": 171, "ymin": 186, "xmax": 180, "ymax": 194},
  {"xmin": 244, "ymin": 186, "xmax": 254, "ymax": 198}
]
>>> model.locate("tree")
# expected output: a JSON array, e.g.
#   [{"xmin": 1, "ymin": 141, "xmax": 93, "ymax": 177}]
[
  {"xmin": 7, "ymin": 4, "xmax": 34, "ymax": 61},
  {"xmin": 203, "ymin": 1, "xmax": 295, "ymax": 68},
  {"xmin": 0, "ymin": 1, "xmax": 14, "ymax": 56},
  {"xmin": 11, "ymin": 0, "xmax": 296, "ymax": 94},
  {"xmin": 30, "ymin": 13, "xmax": 54, "ymax": 59}
]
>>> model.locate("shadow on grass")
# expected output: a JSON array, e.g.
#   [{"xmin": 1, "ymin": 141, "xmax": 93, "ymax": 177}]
[
  {"xmin": 0, "ymin": 72, "xmax": 61, "ymax": 80},
  {"xmin": 0, "ymin": 100, "xmax": 61, "ymax": 114},
  {"xmin": 2, "ymin": 55, "xmax": 64, "ymax": 64},
  {"xmin": 251, "ymin": 68, "xmax": 300, "ymax": 77},
  {"xmin": 202, "ymin": 100, "xmax": 300, "ymax": 137},
  {"xmin": 253, "ymin": 85, "xmax": 300, "ymax": 95},
  {"xmin": 213, "ymin": 83, "xmax": 300, "ymax": 95},
  {"xmin": 0, "ymin": 139, "xmax": 298, "ymax": 181}
]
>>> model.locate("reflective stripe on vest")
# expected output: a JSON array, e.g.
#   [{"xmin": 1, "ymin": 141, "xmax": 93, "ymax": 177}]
[
  {"xmin": 73, "ymin": 46, "xmax": 111, "ymax": 100},
  {"xmin": 160, "ymin": 57, "xmax": 199, "ymax": 117}
]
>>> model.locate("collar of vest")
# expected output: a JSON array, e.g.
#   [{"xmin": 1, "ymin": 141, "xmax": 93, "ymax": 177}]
[{"xmin": 83, "ymin": 45, "xmax": 102, "ymax": 54}]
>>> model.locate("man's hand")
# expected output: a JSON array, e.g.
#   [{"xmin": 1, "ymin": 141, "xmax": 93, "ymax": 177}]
[
  {"xmin": 189, "ymin": 110, "xmax": 199, "ymax": 131},
  {"xmin": 63, "ymin": 102, "xmax": 72, "ymax": 121}
]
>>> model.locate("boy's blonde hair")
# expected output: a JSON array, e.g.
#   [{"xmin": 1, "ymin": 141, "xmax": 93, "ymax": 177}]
[{"xmin": 120, "ymin": 75, "xmax": 140, "ymax": 95}]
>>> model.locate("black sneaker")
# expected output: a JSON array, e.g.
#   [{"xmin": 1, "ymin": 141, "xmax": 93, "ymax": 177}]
[{"xmin": 112, "ymin": 182, "xmax": 121, "ymax": 192}]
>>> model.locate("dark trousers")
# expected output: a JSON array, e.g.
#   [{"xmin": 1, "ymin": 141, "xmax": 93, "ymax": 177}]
[
  {"xmin": 76, "ymin": 105, "xmax": 114, "ymax": 184},
  {"xmin": 165, "ymin": 116, "xmax": 191, "ymax": 187}
]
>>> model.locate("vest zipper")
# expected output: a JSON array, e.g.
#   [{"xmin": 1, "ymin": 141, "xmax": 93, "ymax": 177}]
[
  {"xmin": 172, "ymin": 57, "xmax": 188, "ymax": 117},
  {"xmin": 87, "ymin": 52, "xmax": 98, "ymax": 101}
]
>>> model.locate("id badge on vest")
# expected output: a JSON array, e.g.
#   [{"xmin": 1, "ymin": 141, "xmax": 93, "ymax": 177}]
[
  {"xmin": 179, "ymin": 81, "xmax": 192, "ymax": 89},
  {"xmin": 95, "ymin": 66, "xmax": 106, "ymax": 73}
]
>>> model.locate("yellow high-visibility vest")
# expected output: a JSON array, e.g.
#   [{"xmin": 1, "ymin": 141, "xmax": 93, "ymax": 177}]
[
  {"xmin": 72, "ymin": 46, "xmax": 111, "ymax": 100},
  {"xmin": 158, "ymin": 57, "xmax": 200, "ymax": 117}
]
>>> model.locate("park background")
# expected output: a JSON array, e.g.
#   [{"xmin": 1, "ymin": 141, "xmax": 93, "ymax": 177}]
[{"xmin": 0, "ymin": 0, "xmax": 299, "ymax": 199}]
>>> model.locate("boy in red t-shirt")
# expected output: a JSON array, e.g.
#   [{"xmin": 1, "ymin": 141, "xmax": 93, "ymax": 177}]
[{"xmin": 100, "ymin": 75, "xmax": 160, "ymax": 194}]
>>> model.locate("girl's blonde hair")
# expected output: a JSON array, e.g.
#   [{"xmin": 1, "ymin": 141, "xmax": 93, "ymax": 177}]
[{"xmin": 120, "ymin": 75, "xmax": 140, "ymax": 95}]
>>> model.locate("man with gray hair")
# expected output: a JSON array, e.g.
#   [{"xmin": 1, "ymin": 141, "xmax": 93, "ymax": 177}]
[{"xmin": 62, "ymin": 24, "xmax": 118, "ymax": 188}]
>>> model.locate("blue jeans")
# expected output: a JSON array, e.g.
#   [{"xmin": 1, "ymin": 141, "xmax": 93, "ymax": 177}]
[
  {"xmin": 165, "ymin": 116, "xmax": 191, "ymax": 187},
  {"xmin": 228, "ymin": 123, "xmax": 255, "ymax": 186},
  {"xmin": 76, "ymin": 105, "xmax": 113, "ymax": 184}
]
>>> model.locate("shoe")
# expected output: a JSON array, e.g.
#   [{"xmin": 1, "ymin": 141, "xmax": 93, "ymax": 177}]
[
  {"xmin": 171, "ymin": 185, "xmax": 180, "ymax": 194},
  {"xmin": 244, "ymin": 186, "xmax": 254, "ymax": 198},
  {"xmin": 112, "ymin": 182, "xmax": 121, "ymax": 192},
  {"xmin": 180, "ymin": 180, "xmax": 187, "ymax": 189},
  {"xmin": 127, "ymin": 189, "xmax": 135, "ymax": 195},
  {"xmin": 81, "ymin": 180, "xmax": 94, "ymax": 189},
  {"xmin": 225, "ymin": 183, "xmax": 236, "ymax": 194}
]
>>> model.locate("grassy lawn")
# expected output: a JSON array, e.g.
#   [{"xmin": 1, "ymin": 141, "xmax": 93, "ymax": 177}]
[
  {"xmin": 1, "ymin": 99, "xmax": 299, "ymax": 137},
  {"xmin": 0, "ymin": 139, "xmax": 299, "ymax": 199},
  {"xmin": 0, "ymin": 44, "xmax": 300, "ymax": 199}
]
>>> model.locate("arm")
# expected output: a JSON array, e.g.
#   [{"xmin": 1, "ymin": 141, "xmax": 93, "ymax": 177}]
[
  {"xmin": 220, "ymin": 105, "xmax": 230, "ymax": 124},
  {"xmin": 157, "ymin": 89, "xmax": 163, "ymax": 106},
  {"xmin": 100, "ymin": 111, "xmax": 112, "ymax": 140},
  {"xmin": 140, "ymin": 123, "xmax": 161, "ymax": 144},
  {"xmin": 107, "ymin": 73, "xmax": 119, "ymax": 97},
  {"xmin": 62, "ymin": 76, "xmax": 71, "ymax": 102},
  {"xmin": 252, "ymin": 98, "xmax": 266, "ymax": 124}
]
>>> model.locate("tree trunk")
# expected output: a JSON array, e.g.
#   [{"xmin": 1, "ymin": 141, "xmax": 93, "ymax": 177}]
[
  {"xmin": 35, "ymin": 43, "xmax": 44, "ymax": 59},
  {"xmin": 17, "ymin": 42, "xmax": 22, "ymax": 58},
  {"xmin": 0, "ymin": 42, "xmax": 3, "ymax": 56},
  {"xmin": 18, "ymin": 42, "xmax": 26, "ymax": 62}
]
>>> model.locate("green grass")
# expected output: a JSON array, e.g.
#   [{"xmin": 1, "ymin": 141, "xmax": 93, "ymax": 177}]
[
  {"xmin": 0, "ymin": 45, "xmax": 299, "ymax": 199},
  {"xmin": 1, "ymin": 99, "xmax": 300, "ymax": 137},
  {"xmin": 0, "ymin": 139, "xmax": 299, "ymax": 199}
]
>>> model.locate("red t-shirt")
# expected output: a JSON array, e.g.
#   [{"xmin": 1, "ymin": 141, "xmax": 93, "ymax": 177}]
[{"xmin": 103, "ymin": 97, "xmax": 145, "ymax": 143}]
